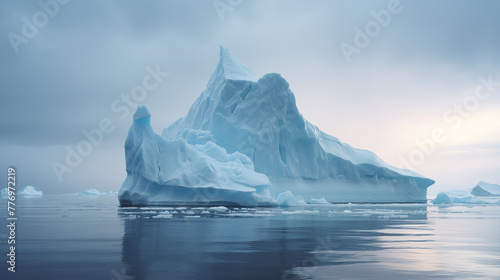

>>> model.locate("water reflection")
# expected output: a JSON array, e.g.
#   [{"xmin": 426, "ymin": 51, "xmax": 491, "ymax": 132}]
[{"xmin": 118, "ymin": 204, "xmax": 429, "ymax": 280}]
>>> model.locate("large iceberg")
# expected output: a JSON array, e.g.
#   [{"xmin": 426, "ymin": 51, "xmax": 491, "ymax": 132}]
[
  {"xmin": 159, "ymin": 46, "xmax": 434, "ymax": 203},
  {"xmin": 118, "ymin": 105, "xmax": 276, "ymax": 207},
  {"xmin": 471, "ymin": 181, "xmax": 500, "ymax": 197}
]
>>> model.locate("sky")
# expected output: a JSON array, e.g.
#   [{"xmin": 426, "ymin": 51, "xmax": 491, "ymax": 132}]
[{"xmin": 1, "ymin": 0, "xmax": 499, "ymax": 194}]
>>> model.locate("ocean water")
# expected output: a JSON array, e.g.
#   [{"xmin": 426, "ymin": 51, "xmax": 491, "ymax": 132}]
[{"xmin": 1, "ymin": 195, "xmax": 499, "ymax": 280}]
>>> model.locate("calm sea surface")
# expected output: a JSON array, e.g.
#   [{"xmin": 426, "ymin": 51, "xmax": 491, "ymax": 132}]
[{"xmin": 1, "ymin": 195, "xmax": 499, "ymax": 280}]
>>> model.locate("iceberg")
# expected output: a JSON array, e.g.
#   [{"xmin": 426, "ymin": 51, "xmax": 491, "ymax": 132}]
[
  {"xmin": 0, "ymin": 188, "xmax": 7, "ymax": 196},
  {"xmin": 100, "ymin": 191, "xmax": 118, "ymax": 195},
  {"xmin": 161, "ymin": 46, "xmax": 434, "ymax": 203},
  {"xmin": 431, "ymin": 192, "xmax": 452, "ymax": 204},
  {"xmin": 118, "ymin": 105, "xmax": 276, "ymax": 207},
  {"xmin": 76, "ymin": 189, "xmax": 101, "ymax": 195},
  {"xmin": 309, "ymin": 197, "xmax": 329, "ymax": 204},
  {"xmin": 18, "ymin": 186, "xmax": 43, "ymax": 196},
  {"xmin": 75, "ymin": 189, "xmax": 117, "ymax": 195},
  {"xmin": 431, "ymin": 192, "xmax": 500, "ymax": 205},
  {"xmin": 471, "ymin": 181, "xmax": 500, "ymax": 197}
]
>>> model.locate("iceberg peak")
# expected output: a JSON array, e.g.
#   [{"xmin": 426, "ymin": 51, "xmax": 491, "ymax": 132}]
[
  {"xmin": 134, "ymin": 105, "xmax": 151, "ymax": 120},
  {"xmin": 210, "ymin": 46, "xmax": 259, "ymax": 83},
  {"xmin": 161, "ymin": 47, "xmax": 435, "ymax": 203}
]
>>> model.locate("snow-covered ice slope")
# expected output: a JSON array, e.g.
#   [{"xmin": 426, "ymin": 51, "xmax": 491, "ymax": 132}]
[
  {"xmin": 471, "ymin": 181, "xmax": 500, "ymax": 197},
  {"xmin": 119, "ymin": 105, "xmax": 276, "ymax": 207},
  {"xmin": 162, "ymin": 46, "xmax": 434, "ymax": 203}
]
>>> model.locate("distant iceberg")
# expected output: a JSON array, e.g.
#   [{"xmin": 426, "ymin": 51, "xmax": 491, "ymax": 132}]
[
  {"xmin": 276, "ymin": 191, "xmax": 307, "ymax": 207},
  {"xmin": 309, "ymin": 198, "xmax": 329, "ymax": 204},
  {"xmin": 75, "ymin": 189, "xmax": 117, "ymax": 195},
  {"xmin": 77, "ymin": 189, "xmax": 100, "ymax": 195},
  {"xmin": 471, "ymin": 181, "xmax": 500, "ymax": 197},
  {"xmin": 431, "ymin": 191, "xmax": 500, "ymax": 205},
  {"xmin": 119, "ymin": 46, "xmax": 434, "ymax": 206},
  {"xmin": 18, "ymin": 186, "xmax": 43, "ymax": 196},
  {"xmin": 0, "ymin": 188, "xmax": 7, "ymax": 196},
  {"xmin": 431, "ymin": 192, "xmax": 452, "ymax": 204},
  {"xmin": 100, "ymin": 191, "xmax": 117, "ymax": 195}
]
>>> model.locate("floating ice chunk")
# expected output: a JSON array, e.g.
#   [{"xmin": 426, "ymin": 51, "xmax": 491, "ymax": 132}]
[
  {"xmin": 18, "ymin": 186, "xmax": 43, "ymax": 196},
  {"xmin": 281, "ymin": 210, "xmax": 320, "ymax": 215},
  {"xmin": 0, "ymin": 188, "xmax": 7, "ymax": 196},
  {"xmin": 431, "ymin": 192, "xmax": 452, "ymax": 204},
  {"xmin": 153, "ymin": 213, "xmax": 173, "ymax": 218},
  {"xmin": 209, "ymin": 206, "xmax": 228, "ymax": 212},
  {"xmin": 309, "ymin": 197, "xmax": 329, "ymax": 204},
  {"xmin": 277, "ymin": 191, "xmax": 306, "ymax": 207}
]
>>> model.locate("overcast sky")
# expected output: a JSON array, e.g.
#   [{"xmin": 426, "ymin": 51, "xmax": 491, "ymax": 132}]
[{"xmin": 1, "ymin": 0, "xmax": 499, "ymax": 194}]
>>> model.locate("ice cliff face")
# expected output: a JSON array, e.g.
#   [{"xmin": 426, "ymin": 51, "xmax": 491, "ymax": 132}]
[
  {"xmin": 161, "ymin": 46, "xmax": 434, "ymax": 203},
  {"xmin": 118, "ymin": 105, "xmax": 276, "ymax": 206}
]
